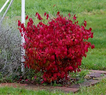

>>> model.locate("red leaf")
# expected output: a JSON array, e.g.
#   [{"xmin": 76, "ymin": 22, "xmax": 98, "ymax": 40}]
[
  {"xmin": 56, "ymin": 11, "xmax": 60, "ymax": 16},
  {"xmin": 84, "ymin": 20, "xmax": 87, "ymax": 27},
  {"xmin": 91, "ymin": 44, "xmax": 95, "ymax": 49},
  {"xmin": 18, "ymin": 20, "xmax": 21, "ymax": 26},
  {"xmin": 73, "ymin": 14, "xmax": 77, "ymax": 20},
  {"xmin": 25, "ymin": 15, "xmax": 28, "ymax": 20},
  {"xmin": 68, "ymin": 13, "xmax": 71, "ymax": 18}
]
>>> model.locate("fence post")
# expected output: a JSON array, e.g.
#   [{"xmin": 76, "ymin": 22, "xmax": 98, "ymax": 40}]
[{"xmin": 21, "ymin": 0, "xmax": 25, "ymax": 75}]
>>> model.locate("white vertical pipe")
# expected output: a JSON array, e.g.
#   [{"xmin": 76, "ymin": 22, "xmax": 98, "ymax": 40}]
[
  {"xmin": 21, "ymin": 0, "xmax": 25, "ymax": 74},
  {"xmin": 21, "ymin": 0, "xmax": 25, "ymax": 24}
]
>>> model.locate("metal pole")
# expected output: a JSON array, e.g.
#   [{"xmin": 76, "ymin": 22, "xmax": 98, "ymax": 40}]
[
  {"xmin": 0, "ymin": 0, "xmax": 10, "ymax": 13},
  {"xmin": 21, "ymin": 0, "xmax": 25, "ymax": 74},
  {"xmin": 0, "ymin": 0, "xmax": 14, "ymax": 23}
]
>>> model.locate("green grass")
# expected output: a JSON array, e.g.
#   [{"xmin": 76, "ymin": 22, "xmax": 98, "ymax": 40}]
[
  {"xmin": 76, "ymin": 78, "xmax": 106, "ymax": 95},
  {"xmin": 0, "ymin": 0, "xmax": 106, "ymax": 94},
  {"xmin": 1, "ymin": 0, "xmax": 106, "ymax": 17},
  {"xmin": 0, "ymin": 78, "xmax": 106, "ymax": 95},
  {"xmin": 78, "ymin": 13, "xmax": 106, "ymax": 70},
  {"xmin": 0, "ymin": 0, "xmax": 106, "ymax": 70}
]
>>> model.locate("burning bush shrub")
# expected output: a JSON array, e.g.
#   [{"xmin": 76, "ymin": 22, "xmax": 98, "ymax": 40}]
[{"xmin": 18, "ymin": 12, "xmax": 94, "ymax": 83}]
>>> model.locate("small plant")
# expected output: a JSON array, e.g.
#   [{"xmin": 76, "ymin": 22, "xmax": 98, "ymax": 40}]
[
  {"xmin": 0, "ymin": 20, "xmax": 21, "ymax": 82},
  {"xmin": 18, "ymin": 12, "xmax": 94, "ymax": 83},
  {"xmin": 70, "ymin": 70, "xmax": 89, "ymax": 84}
]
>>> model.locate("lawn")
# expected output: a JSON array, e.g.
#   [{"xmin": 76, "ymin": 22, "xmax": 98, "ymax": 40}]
[
  {"xmin": 0, "ymin": 0, "xmax": 106, "ymax": 70},
  {"xmin": 0, "ymin": 0, "xmax": 106, "ymax": 94},
  {"xmin": 0, "ymin": 78, "xmax": 106, "ymax": 95}
]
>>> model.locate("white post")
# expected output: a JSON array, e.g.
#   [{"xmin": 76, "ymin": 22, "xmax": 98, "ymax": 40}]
[{"xmin": 21, "ymin": 0, "xmax": 25, "ymax": 74}]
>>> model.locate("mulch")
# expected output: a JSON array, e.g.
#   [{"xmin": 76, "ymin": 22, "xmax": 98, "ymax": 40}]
[{"xmin": 0, "ymin": 70, "xmax": 106, "ymax": 93}]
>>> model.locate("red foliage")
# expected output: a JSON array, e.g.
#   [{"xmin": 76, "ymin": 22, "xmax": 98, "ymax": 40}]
[{"xmin": 18, "ymin": 12, "xmax": 94, "ymax": 83}]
